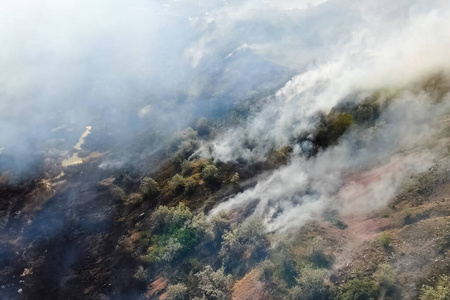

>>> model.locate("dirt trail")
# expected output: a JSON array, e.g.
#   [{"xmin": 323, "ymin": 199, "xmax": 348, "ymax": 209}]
[{"xmin": 232, "ymin": 269, "xmax": 267, "ymax": 300}]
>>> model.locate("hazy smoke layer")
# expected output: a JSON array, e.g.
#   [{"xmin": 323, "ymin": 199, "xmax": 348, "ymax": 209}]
[
  {"xmin": 0, "ymin": 0, "xmax": 312, "ymax": 171},
  {"xmin": 1, "ymin": 0, "xmax": 450, "ymax": 230}
]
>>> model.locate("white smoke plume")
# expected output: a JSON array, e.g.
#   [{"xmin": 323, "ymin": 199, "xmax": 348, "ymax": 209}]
[
  {"xmin": 205, "ymin": 0, "xmax": 450, "ymax": 231},
  {"xmin": 211, "ymin": 93, "xmax": 450, "ymax": 231}
]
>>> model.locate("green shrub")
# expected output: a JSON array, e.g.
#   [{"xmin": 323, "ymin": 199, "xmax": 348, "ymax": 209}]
[
  {"xmin": 150, "ymin": 203, "xmax": 192, "ymax": 233},
  {"xmin": 166, "ymin": 283, "xmax": 188, "ymax": 300},
  {"xmin": 181, "ymin": 160, "xmax": 192, "ymax": 176},
  {"xmin": 420, "ymin": 275, "xmax": 450, "ymax": 300},
  {"xmin": 259, "ymin": 259, "xmax": 275, "ymax": 281},
  {"xmin": 334, "ymin": 278, "xmax": 379, "ymax": 300},
  {"xmin": 202, "ymin": 164, "xmax": 219, "ymax": 182},
  {"xmin": 307, "ymin": 237, "xmax": 334, "ymax": 268},
  {"xmin": 145, "ymin": 229, "xmax": 196, "ymax": 264},
  {"xmin": 210, "ymin": 213, "xmax": 232, "ymax": 245},
  {"xmin": 191, "ymin": 212, "xmax": 214, "ymax": 240},
  {"xmin": 169, "ymin": 174, "xmax": 186, "ymax": 194},
  {"xmin": 184, "ymin": 176, "xmax": 199, "ymax": 194},
  {"xmin": 373, "ymin": 263, "xmax": 397, "ymax": 288},
  {"xmin": 178, "ymin": 139, "xmax": 199, "ymax": 158},
  {"xmin": 353, "ymin": 100, "xmax": 381, "ymax": 125},
  {"xmin": 139, "ymin": 177, "xmax": 160, "ymax": 197},
  {"xmin": 133, "ymin": 266, "xmax": 148, "ymax": 282},
  {"xmin": 229, "ymin": 172, "xmax": 240, "ymax": 185},
  {"xmin": 315, "ymin": 112, "xmax": 354, "ymax": 147},
  {"xmin": 333, "ymin": 113, "xmax": 354, "ymax": 135},
  {"xmin": 110, "ymin": 185, "xmax": 126, "ymax": 202},
  {"xmin": 220, "ymin": 218, "xmax": 267, "ymax": 268},
  {"xmin": 125, "ymin": 193, "xmax": 143, "ymax": 205},
  {"xmin": 270, "ymin": 237, "xmax": 297, "ymax": 286},
  {"xmin": 171, "ymin": 227, "xmax": 197, "ymax": 250},
  {"xmin": 146, "ymin": 204, "xmax": 199, "ymax": 263},
  {"xmin": 168, "ymin": 127, "xmax": 198, "ymax": 155},
  {"xmin": 335, "ymin": 219, "xmax": 348, "ymax": 230},
  {"xmin": 137, "ymin": 231, "xmax": 151, "ymax": 247},
  {"xmin": 196, "ymin": 266, "xmax": 233, "ymax": 300},
  {"xmin": 293, "ymin": 266, "xmax": 328, "ymax": 300},
  {"xmin": 153, "ymin": 237, "xmax": 182, "ymax": 263},
  {"xmin": 268, "ymin": 146, "xmax": 293, "ymax": 168},
  {"xmin": 409, "ymin": 171, "xmax": 435, "ymax": 196},
  {"xmin": 195, "ymin": 117, "xmax": 212, "ymax": 137},
  {"xmin": 377, "ymin": 233, "xmax": 392, "ymax": 249}
]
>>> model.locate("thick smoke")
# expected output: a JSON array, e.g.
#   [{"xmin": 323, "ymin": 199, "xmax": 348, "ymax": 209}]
[
  {"xmin": 203, "ymin": 0, "xmax": 450, "ymax": 162},
  {"xmin": 211, "ymin": 94, "xmax": 450, "ymax": 231}
]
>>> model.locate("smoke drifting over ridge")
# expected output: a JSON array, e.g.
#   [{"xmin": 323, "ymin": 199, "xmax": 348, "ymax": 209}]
[
  {"xmin": 200, "ymin": 0, "xmax": 450, "ymax": 230},
  {"xmin": 1, "ymin": 0, "xmax": 450, "ymax": 231}
]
